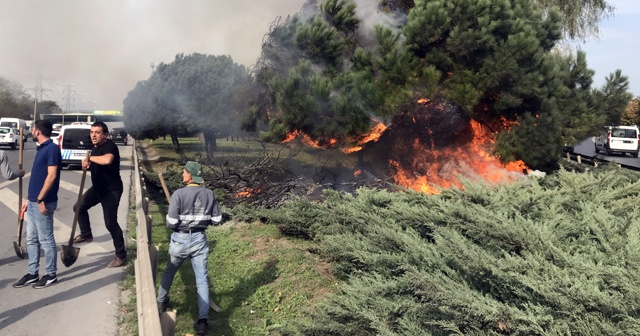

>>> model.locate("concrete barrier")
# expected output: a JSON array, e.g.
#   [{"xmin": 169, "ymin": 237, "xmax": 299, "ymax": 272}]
[{"xmin": 132, "ymin": 139, "xmax": 172, "ymax": 335}]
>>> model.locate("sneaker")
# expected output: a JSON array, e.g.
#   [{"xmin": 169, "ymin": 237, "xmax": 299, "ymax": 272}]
[
  {"xmin": 158, "ymin": 296, "xmax": 170, "ymax": 314},
  {"xmin": 32, "ymin": 274, "xmax": 57, "ymax": 289},
  {"xmin": 193, "ymin": 319, "xmax": 208, "ymax": 335},
  {"xmin": 73, "ymin": 235, "xmax": 93, "ymax": 243},
  {"xmin": 107, "ymin": 256, "xmax": 127, "ymax": 268},
  {"xmin": 12, "ymin": 273, "xmax": 39, "ymax": 288}
]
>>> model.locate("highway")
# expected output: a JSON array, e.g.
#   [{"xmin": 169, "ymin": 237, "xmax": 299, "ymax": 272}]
[
  {"xmin": 0, "ymin": 138, "xmax": 132, "ymax": 336},
  {"xmin": 572, "ymin": 137, "xmax": 640, "ymax": 168}
]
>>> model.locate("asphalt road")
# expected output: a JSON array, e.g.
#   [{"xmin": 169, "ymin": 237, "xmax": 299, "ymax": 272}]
[
  {"xmin": 0, "ymin": 139, "xmax": 132, "ymax": 336},
  {"xmin": 572, "ymin": 137, "xmax": 640, "ymax": 168}
]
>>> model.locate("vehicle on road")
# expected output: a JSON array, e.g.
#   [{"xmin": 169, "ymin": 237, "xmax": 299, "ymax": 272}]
[
  {"xmin": 0, "ymin": 118, "xmax": 27, "ymax": 143},
  {"xmin": 59, "ymin": 124, "xmax": 92, "ymax": 168},
  {"xmin": 0, "ymin": 127, "xmax": 20, "ymax": 149},
  {"xmin": 109, "ymin": 128, "xmax": 128, "ymax": 145},
  {"xmin": 594, "ymin": 125, "xmax": 640, "ymax": 157},
  {"xmin": 51, "ymin": 130, "xmax": 61, "ymax": 146}
]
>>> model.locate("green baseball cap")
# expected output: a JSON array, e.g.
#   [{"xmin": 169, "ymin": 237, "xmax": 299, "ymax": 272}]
[{"xmin": 184, "ymin": 161, "xmax": 204, "ymax": 183}]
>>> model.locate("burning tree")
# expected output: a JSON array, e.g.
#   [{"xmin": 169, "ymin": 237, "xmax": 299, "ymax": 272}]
[{"xmin": 246, "ymin": 0, "xmax": 631, "ymax": 182}]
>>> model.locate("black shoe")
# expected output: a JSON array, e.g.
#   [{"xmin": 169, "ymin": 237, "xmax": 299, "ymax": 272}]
[
  {"xmin": 13, "ymin": 273, "xmax": 39, "ymax": 288},
  {"xmin": 73, "ymin": 235, "xmax": 93, "ymax": 243},
  {"xmin": 32, "ymin": 274, "xmax": 58, "ymax": 288},
  {"xmin": 194, "ymin": 319, "xmax": 208, "ymax": 335},
  {"xmin": 107, "ymin": 256, "xmax": 127, "ymax": 268},
  {"xmin": 158, "ymin": 296, "xmax": 170, "ymax": 314}
]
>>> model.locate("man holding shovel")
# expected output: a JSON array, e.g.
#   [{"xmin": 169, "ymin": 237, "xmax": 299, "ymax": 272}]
[
  {"xmin": 157, "ymin": 161, "xmax": 222, "ymax": 336},
  {"xmin": 13, "ymin": 120, "xmax": 62, "ymax": 289},
  {"xmin": 0, "ymin": 150, "xmax": 24, "ymax": 180},
  {"xmin": 73, "ymin": 121, "xmax": 127, "ymax": 268}
]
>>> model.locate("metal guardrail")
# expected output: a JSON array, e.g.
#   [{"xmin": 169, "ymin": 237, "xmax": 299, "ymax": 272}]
[
  {"xmin": 564, "ymin": 150, "xmax": 640, "ymax": 171},
  {"xmin": 132, "ymin": 139, "xmax": 165, "ymax": 335}
]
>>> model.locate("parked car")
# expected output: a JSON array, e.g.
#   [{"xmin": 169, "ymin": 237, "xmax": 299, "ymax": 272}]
[
  {"xmin": 594, "ymin": 125, "xmax": 640, "ymax": 157},
  {"xmin": 51, "ymin": 130, "xmax": 61, "ymax": 146},
  {"xmin": 0, "ymin": 117, "xmax": 28, "ymax": 142},
  {"xmin": 109, "ymin": 128, "xmax": 128, "ymax": 145},
  {"xmin": 59, "ymin": 124, "xmax": 92, "ymax": 168},
  {"xmin": 0, "ymin": 127, "xmax": 20, "ymax": 149}
]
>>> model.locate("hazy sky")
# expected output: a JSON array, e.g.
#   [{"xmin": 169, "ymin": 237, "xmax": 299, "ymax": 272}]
[
  {"xmin": 0, "ymin": 0, "xmax": 306, "ymax": 110},
  {"xmin": 0, "ymin": 0, "xmax": 637, "ymax": 112}
]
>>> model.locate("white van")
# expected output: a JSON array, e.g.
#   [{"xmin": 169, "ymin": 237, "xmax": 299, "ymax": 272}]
[
  {"xmin": 59, "ymin": 124, "xmax": 93, "ymax": 167},
  {"xmin": 0, "ymin": 118, "xmax": 27, "ymax": 142},
  {"xmin": 594, "ymin": 125, "xmax": 640, "ymax": 157}
]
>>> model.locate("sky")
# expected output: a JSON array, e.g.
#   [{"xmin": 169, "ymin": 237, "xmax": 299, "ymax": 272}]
[
  {"xmin": 581, "ymin": 0, "xmax": 640, "ymax": 97},
  {"xmin": 0, "ymin": 0, "xmax": 306, "ymax": 110},
  {"xmin": 0, "ymin": 0, "xmax": 637, "ymax": 112}
]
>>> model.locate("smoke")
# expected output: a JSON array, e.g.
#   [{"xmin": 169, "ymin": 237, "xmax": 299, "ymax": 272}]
[
  {"xmin": 0, "ymin": 0, "xmax": 305, "ymax": 110},
  {"xmin": 352, "ymin": 0, "xmax": 408, "ymax": 48}
]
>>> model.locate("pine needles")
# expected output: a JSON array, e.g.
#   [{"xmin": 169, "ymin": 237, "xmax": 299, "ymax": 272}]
[{"xmin": 260, "ymin": 166, "xmax": 640, "ymax": 335}]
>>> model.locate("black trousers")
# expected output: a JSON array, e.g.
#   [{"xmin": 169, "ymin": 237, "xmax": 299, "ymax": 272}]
[{"xmin": 75, "ymin": 186, "xmax": 126, "ymax": 259}]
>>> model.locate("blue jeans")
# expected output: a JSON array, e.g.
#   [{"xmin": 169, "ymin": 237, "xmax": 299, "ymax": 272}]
[
  {"xmin": 157, "ymin": 231, "xmax": 210, "ymax": 319},
  {"xmin": 26, "ymin": 200, "xmax": 57, "ymax": 276}
]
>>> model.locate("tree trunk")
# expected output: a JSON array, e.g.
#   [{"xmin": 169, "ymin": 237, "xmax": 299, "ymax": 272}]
[
  {"xmin": 203, "ymin": 129, "xmax": 217, "ymax": 162},
  {"xmin": 170, "ymin": 132, "xmax": 181, "ymax": 152}
]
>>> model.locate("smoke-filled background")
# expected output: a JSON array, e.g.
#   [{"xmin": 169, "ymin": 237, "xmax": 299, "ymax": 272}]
[
  {"xmin": 0, "ymin": 0, "xmax": 305, "ymax": 110},
  {"xmin": 0, "ymin": 0, "xmax": 637, "ymax": 111}
]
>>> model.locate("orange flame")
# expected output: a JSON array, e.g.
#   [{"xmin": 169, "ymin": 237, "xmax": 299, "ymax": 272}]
[
  {"xmin": 282, "ymin": 130, "xmax": 299, "ymax": 143},
  {"xmin": 341, "ymin": 122, "xmax": 388, "ymax": 153},
  {"xmin": 354, "ymin": 169, "xmax": 362, "ymax": 177},
  {"xmin": 235, "ymin": 188, "xmax": 261, "ymax": 198},
  {"xmin": 390, "ymin": 120, "xmax": 528, "ymax": 194}
]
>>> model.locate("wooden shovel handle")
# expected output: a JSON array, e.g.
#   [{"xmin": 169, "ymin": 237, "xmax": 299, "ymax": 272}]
[
  {"xmin": 158, "ymin": 173, "xmax": 171, "ymax": 203},
  {"xmin": 18, "ymin": 127, "xmax": 23, "ymax": 220},
  {"xmin": 68, "ymin": 151, "xmax": 91, "ymax": 244}
]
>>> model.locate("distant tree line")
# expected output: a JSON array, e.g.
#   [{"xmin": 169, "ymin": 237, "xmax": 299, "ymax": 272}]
[{"xmin": 0, "ymin": 77, "xmax": 61, "ymax": 121}]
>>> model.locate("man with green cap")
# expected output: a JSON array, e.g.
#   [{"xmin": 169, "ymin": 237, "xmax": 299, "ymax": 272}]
[{"xmin": 157, "ymin": 161, "xmax": 222, "ymax": 335}]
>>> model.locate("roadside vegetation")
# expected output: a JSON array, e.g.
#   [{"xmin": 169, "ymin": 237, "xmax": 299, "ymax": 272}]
[{"xmin": 119, "ymin": 136, "xmax": 640, "ymax": 335}]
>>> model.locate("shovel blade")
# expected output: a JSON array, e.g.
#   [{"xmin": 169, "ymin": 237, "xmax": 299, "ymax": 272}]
[
  {"xmin": 61, "ymin": 244, "xmax": 80, "ymax": 267},
  {"xmin": 13, "ymin": 241, "xmax": 27, "ymax": 259}
]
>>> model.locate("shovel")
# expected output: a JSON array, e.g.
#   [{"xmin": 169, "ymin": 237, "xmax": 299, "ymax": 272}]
[
  {"xmin": 61, "ymin": 151, "xmax": 91, "ymax": 267},
  {"xmin": 158, "ymin": 172, "xmax": 222, "ymax": 312},
  {"xmin": 13, "ymin": 128, "xmax": 27, "ymax": 259}
]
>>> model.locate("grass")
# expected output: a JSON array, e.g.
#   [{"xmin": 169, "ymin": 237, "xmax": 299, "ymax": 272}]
[{"xmin": 123, "ymin": 136, "xmax": 338, "ymax": 335}]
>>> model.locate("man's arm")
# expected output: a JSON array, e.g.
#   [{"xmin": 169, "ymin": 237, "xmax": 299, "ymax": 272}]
[
  {"xmin": 37, "ymin": 165, "xmax": 58, "ymax": 201},
  {"xmin": 165, "ymin": 192, "xmax": 180, "ymax": 229},
  {"xmin": 210, "ymin": 191, "xmax": 222, "ymax": 225},
  {"xmin": 0, "ymin": 151, "xmax": 20, "ymax": 180},
  {"xmin": 88, "ymin": 153, "xmax": 115, "ymax": 166}
]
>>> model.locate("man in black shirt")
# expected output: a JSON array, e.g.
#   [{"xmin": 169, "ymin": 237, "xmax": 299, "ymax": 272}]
[{"xmin": 73, "ymin": 121, "xmax": 127, "ymax": 268}]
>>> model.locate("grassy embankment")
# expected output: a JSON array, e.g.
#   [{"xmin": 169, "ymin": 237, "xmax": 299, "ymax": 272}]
[{"xmin": 120, "ymin": 137, "xmax": 338, "ymax": 335}]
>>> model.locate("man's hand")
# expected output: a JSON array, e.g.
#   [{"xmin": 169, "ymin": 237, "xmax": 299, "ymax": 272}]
[
  {"xmin": 38, "ymin": 201, "xmax": 47, "ymax": 214},
  {"xmin": 21, "ymin": 200, "xmax": 27, "ymax": 213},
  {"xmin": 81, "ymin": 157, "xmax": 91, "ymax": 170},
  {"xmin": 17, "ymin": 169, "xmax": 25, "ymax": 178}
]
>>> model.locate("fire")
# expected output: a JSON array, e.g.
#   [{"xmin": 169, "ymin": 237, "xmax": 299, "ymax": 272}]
[
  {"xmin": 341, "ymin": 122, "xmax": 388, "ymax": 153},
  {"xmin": 282, "ymin": 130, "xmax": 299, "ymax": 143},
  {"xmin": 235, "ymin": 188, "xmax": 260, "ymax": 198},
  {"xmin": 281, "ymin": 122, "xmax": 387, "ymax": 153},
  {"xmin": 281, "ymin": 130, "xmax": 336, "ymax": 149},
  {"xmin": 390, "ymin": 120, "xmax": 528, "ymax": 194},
  {"xmin": 354, "ymin": 169, "xmax": 362, "ymax": 177}
]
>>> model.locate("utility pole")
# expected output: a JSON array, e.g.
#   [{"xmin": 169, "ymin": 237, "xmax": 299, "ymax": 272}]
[
  {"xmin": 63, "ymin": 84, "xmax": 75, "ymax": 125},
  {"xmin": 32, "ymin": 71, "xmax": 43, "ymax": 123}
]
